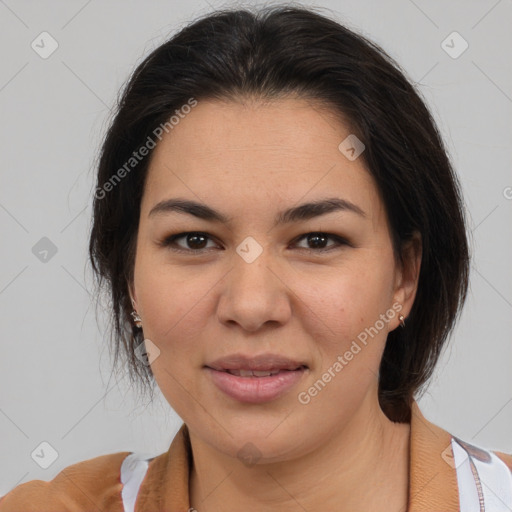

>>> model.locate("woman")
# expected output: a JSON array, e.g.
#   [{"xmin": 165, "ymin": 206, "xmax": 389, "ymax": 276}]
[{"xmin": 1, "ymin": 4, "xmax": 510, "ymax": 511}]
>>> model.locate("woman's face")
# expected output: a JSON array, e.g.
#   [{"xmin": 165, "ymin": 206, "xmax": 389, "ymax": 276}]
[{"xmin": 131, "ymin": 97, "xmax": 419, "ymax": 461}]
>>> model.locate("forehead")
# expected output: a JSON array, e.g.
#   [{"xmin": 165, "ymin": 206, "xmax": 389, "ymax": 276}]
[{"xmin": 142, "ymin": 97, "xmax": 384, "ymax": 224}]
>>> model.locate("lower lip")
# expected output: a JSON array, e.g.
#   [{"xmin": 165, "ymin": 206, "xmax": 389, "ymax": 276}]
[{"xmin": 205, "ymin": 367, "xmax": 306, "ymax": 404}]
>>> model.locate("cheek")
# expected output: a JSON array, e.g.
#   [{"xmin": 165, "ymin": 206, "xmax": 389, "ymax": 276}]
[
  {"xmin": 134, "ymin": 256, "xmax": 210, "ymax": 357},
  {"xmin": 296, "ymin": 272, "xmax": 394, "ymax": 415},
  {"xmin": 301, "ymin": 258, "xmax": 395, "ymax": 363},
  {"xmin": 134, "ymin": 261, "xmax": 212, "ymax": 420}
]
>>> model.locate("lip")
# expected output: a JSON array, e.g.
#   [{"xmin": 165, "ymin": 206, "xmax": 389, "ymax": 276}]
[
  {"xmin": 205, "ymin": 353, "xmax": 308, "ymax": 404},
  {"xmin": 206, "ymin": 353, "xmax": 307, "ymax": 372}
]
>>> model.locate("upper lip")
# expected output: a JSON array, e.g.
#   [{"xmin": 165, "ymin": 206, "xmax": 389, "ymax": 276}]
[{"xmin": 206, "ymin": 353, "xmax": 308, "ymax": 372}]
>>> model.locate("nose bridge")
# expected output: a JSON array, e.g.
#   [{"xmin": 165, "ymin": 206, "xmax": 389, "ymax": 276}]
[
  {"xmin": 231, "ymin": 235, "xmax": 276, "ymax": 295},
  {"xmin": 233, "ymin": 237, "xmax": 272, "ymax": 284},
  {"xmin": 217, "ymin": 235, "xmax": 290, "ymax": 330}
]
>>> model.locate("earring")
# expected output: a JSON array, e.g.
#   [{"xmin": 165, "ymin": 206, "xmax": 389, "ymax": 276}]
[
  {"xmin": 399, "ymin": 314, "xmax": 405, "ymax": 328},
  {"xmin": 131, "ymin": 310, "xmax": 143, "ymax": 329}
]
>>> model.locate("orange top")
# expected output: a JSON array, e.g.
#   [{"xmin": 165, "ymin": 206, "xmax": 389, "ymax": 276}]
[{"xmin": 1, "ymin": 400, "xmax": 511, "ymax": 511}]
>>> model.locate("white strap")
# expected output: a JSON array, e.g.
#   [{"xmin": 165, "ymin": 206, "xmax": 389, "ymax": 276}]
[
  {"xmin": 120, "ymin": 452, "xmax": 152, "ymax": 512},
  {"xmin": 453, "ymin": 437, "xmax": 512, "ymax": 512},
  {"xmin": 453, "ymin": 439, "xmax": 482, "ymax": 512}
]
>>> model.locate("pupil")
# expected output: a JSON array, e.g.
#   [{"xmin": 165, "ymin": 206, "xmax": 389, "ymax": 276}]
[
  {"xmin": 188, "ymin": 233, "xmax": 207, "ymax": 249},
  {"xmin": 309, "ymin": 233, "xmax": 327, "ymax": 248}
]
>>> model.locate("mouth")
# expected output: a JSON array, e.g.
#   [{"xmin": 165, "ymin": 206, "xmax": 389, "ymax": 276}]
[
  {"xmin": 221, "ymin": 368, "xmax": 305, "ymax": 377},
  {"xmin": 205, "ymin": 353, "xmax": 308, "ymax": 373},
  {"xmin": 204, "ymin": 353, "xmax": 309, "ymax": 403}
]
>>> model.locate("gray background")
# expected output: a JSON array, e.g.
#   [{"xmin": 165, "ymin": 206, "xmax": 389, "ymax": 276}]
[{"xmin": 0, "ymin": 0, "xmax": 511, "ymax": 494}]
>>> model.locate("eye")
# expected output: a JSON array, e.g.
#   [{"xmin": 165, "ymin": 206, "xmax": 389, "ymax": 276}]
[
  {"xmin": 159, "ymin": 231, "xmax": 349, "ymax": 254},
  {"xmin": 160, "ymin": 231, "xmax": 221, "ymax": 253},
  {"xmin": 292, "ymin": 232, "xmax": 348, "ymax": 252}
]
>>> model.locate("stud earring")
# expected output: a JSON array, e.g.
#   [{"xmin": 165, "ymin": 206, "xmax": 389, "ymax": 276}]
[
  {"xmin": 131, "ymin": 310, "xmax": 143, "ymax": 328},
  {"xmin": 399, "ymin": 314, "xmax": 405, "ymax": 328}
]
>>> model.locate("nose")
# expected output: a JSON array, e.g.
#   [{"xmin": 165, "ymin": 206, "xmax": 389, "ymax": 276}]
[{"xmin": 216, "ymin": 245, "xmax": 292, "ymax": 332}]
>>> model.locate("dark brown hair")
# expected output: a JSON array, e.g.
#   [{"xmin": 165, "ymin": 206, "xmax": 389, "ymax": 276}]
[{"xmin": 88, "ymin": 4, "xmax": 470, "ymax": 422}]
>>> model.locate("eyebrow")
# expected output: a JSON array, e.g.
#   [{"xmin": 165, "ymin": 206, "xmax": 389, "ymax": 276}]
[{"xmin": 148, "ymin": 197, "xmax": 366, "ymax": 225}]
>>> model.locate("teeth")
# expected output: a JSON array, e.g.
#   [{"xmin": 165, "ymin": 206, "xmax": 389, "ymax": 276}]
[
  {"xmin": 253, "ymin": 370, "xmax": 279, "ymax": 377},
  {"xmin": 227, "ymin": 369, "xmax": 282, "ymax": 377}
]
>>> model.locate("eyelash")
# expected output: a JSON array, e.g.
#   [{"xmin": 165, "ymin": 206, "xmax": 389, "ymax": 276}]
[{"xmin": 158, "ymin": 231, "xmax": 350, "ymax": 254}]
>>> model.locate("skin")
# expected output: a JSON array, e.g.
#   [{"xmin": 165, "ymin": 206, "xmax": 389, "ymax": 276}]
[{"xmin": 129, "ymin": 96, "xmax": 421, "ymax": 512}]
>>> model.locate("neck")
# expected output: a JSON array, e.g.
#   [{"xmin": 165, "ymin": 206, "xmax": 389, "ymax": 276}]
[{"xmin": 189, "ymin": 395, "xmax": 410, "ymax": 512}]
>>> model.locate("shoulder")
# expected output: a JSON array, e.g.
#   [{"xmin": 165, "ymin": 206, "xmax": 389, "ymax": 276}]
[
  {"xmin": 494, "ymin": 450, "xmax": 512, "ymax": 473},
  {"xmin": 409, "ymin": 400, "xmax": 512, "ymax": 509},
  {"xmin": 452, "ymin": 436, "xmax": 512, "ymax": 476},
  {"xmin": 450, "ymin": 436, "xmax": 512, "ymax": 509},
  {"xmin": 0, "ymin": 450, "xmax": 131, "ymax": 512}
]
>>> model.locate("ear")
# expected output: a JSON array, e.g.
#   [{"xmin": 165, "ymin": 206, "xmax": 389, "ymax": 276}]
[{"xmin": 392, "ymin": 231, "xmax": 422, "ymax": 326}]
